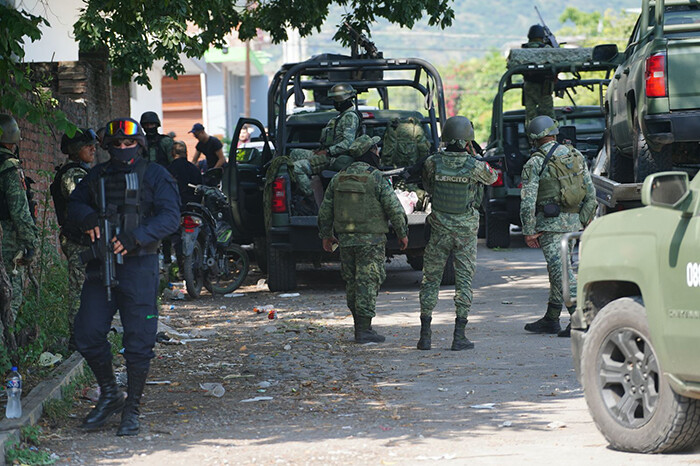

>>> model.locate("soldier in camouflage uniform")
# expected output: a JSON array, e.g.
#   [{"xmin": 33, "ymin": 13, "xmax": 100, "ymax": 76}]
[
  {"xmin": 0, "ymin": 114, "xmax": 39, "ymax": 324},
  {"xmin": 140, "ymin": 112, "xmax": 174, "ymax": 167},
  {"xmin": 292, "ymin": 83, "xmax": 361, "ymax": 197},
  {"xmin": 418, "ymin": 116, "xmax": 497, "ymax": 351},
  {"xmin": 50, "ymin": 128, "xmax": 97, "ymax": 348},
  {"xmin": 522, "ymin": 25, "xmax": 556, "ymax": 125},
  {"xmin": 520, "ymin": 116, "xmax": 596, "ymax": 337},
  {"xmin": 318, "ymin": 135, "xmax": 408, "ymax": 343}
]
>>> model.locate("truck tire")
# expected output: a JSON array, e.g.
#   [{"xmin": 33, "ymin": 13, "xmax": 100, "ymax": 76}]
[
  {"xmin": 441, "ymin": 253, "xmax": 455, "ymax": 286},
  {"xmin": 267, "ymin": 247, "xmax": 297, "ymax": 291},
  {"xmin": 633, "ymin": 118, "xmax": 672, "ymax": 183},
  {"xmin": 254, "ymin": 236, "xmax": 268, "ymax": 274},
  {"xmin": 406, "ymin": 255, "xmax": 424, "ymax": 271},
  {"xmin": 581, "ymin": 297, "xmax": 700, "ymax": 453},
  {"xmin": 485, "ymin": 211, "xmax": 510, "ymax": 249}
]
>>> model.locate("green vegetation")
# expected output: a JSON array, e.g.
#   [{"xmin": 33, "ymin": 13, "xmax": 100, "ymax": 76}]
[
  {"xmin": 42, "ymin": 367, "xmax": 93, "ymax": 425},
  {"xmin": 5, "ymin": 426, "xmax": 55, "ymax": 465}
]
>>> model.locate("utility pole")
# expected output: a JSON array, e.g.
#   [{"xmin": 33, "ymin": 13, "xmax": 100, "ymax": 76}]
[{"xmin": 244, "ymin": 40, "xmax": 251, "ymax": 118}]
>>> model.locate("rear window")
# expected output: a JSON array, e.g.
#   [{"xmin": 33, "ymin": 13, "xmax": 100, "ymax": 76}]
[{"xmin": 650, "ymin": 5, "xmax": 700, "ymax": 38}]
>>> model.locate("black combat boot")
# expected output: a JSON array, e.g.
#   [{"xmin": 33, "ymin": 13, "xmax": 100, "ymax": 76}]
[
  {"xmin": 116, "ymin": 366, "xmax": 149, "ymax": 436},
  {"xmin": 416, "ymin": 315, "xmax": 432, "ymax": 350},
  {"xmin": 355, "ymin": 317, "xmax": 385, "ymax": 343},
  {"xmin": 451, "ymin": 317, "xmax": 474, "ymax": 351},
  {"xmin": 558, "ymin": 305, "xmax": 575, "ymax": 337},
  {"xmin": 80, "ymin": 359, "xmax": 125, "ymax": 430},
  {"xmin": 524, "ymin": 303, "xmax": 562, "ymax": 334}
]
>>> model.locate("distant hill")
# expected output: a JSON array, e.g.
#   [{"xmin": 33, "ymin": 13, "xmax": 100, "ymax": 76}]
[{"xmin": 292, "ymin": 0, "xmax": 640, "ymax": 65}]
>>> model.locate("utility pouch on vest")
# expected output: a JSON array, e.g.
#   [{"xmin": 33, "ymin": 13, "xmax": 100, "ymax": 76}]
[
  {"xmin": 123, "ymin": 171, "xmax": 140, "ymax": 233},
  {"xmin": 542, "ymin": 203, "xmax": 560, "ymax": 218},
  {"xmin": 333, "ymin": 171, "xmax": 387, "ymax": 234}
]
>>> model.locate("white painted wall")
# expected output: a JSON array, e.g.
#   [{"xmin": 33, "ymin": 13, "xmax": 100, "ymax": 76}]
[
  {"xmin": 205, "ymin": 64, "xmax": 227, "ymax": 137},
  {"xmin": 130, "ymin": 68, "xmax": 165, "ymax": 123},
  {"xmin": 18, "ymin": 0, "xmax": 82, "ymax": 62}
]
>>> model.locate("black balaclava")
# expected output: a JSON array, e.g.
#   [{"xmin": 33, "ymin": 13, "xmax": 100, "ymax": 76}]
[
  {"xmin": 108, "ymin": 145, "xmax": 141, "ymax": 166},
  {"xmin": 359, "ymin": 148, "xmax": 380, "ymax": 168},
  {"xmin": 334, "ymin": 99, "xmax": 354, "ymax": 112},
  {"xmin": 144, "ymin": 127, "xmax": 159, "ymax": 136}
]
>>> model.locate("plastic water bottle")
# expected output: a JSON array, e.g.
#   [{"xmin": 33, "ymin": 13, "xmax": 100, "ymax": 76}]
[{"xmin": 5, "ymin": 367, "xmax": 22, "ymax": 419}]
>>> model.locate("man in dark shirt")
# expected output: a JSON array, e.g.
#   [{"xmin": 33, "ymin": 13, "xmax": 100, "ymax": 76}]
[
  {"xmin": 168, "ymin": 141, "xmax": 202, "ymax": 209},
  {"xmin": 189, "ymin": 123, "xmax": 225, "ymax": 169}
]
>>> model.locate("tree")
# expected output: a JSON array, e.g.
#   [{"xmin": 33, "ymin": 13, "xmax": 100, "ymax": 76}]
[{"xmin": 75, "ymin": 0, "xmax": 455, "ymax": 89}]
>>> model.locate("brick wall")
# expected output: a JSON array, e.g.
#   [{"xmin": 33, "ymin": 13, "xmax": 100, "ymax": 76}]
[{"xmin": 12, "ymin": 53, "xmax": 130, "ymax": 243}]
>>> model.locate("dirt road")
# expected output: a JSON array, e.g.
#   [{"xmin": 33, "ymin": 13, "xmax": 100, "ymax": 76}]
[{"xmin": 43, "ymin": 236, "xmax": 700, "ymax": 464}]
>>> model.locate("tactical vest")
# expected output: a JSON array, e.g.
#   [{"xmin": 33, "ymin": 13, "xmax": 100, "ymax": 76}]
[
  {"xmin": 95, "ymin": 159, "xmax": 158, "ymax": 254},
  {"xmin": 333, "ymin": 167, "xmax": 388, "ymax": 234},
  {"xmin": 535, "ymin": 145, "xmax": 587, "ymax": 213},
  {"xmin": 319, "ymin": 110, "xmax": 362, "ymax": 151},
  {"xmin": 0, "ymin": 149, "xmax": 36, "ymax": 223},
  {"xmin": 50, "ymin": 162, "xmax": 89, "ymax": 242},
  {"xmin": 431, "ymin": 155, "xmax": 478, "ymax": 214},
  {"xmin": 146, "ymin": 134, "xmax": 173, "ymax": 166}
]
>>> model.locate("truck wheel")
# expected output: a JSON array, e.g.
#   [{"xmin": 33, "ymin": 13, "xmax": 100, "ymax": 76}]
[
  {"xmin": 254, "ymin": 236, "xmax": 268, "ymax": 274},
  {"xmin": 441, "ymin": 253, "xmax": 455, "ymax": 286},
  {"xmin": 633, "ymin": 118, "xmax": 672, "ymax": 183},
  {"xmin": 485, "ymin": 212, "xmax": 510, "ymax": 249},
  {"xmin": 267, "ymin": 247, "xmax": 297, "ymax": 291},
  {"xmin": 581, "ymin": 297, "xmax": 700, "ymax": 453},
  {"xmin": 406, "ymin": 255, "xmax": 424, "ymax": 271}
]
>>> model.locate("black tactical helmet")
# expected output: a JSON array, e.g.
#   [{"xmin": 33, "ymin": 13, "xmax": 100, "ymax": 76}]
[
  {"xmin": 328, "ymin": 83, "xmax": 357, "ymax": 103},
  {"xmin": 140, "ymin": 111, "xmax": 161, "ymax": 127},
  {"xmin": 528, "ymin": 24, "xmax": 546, "ymax": 40},
  {"xmin": 441, "ymin": 116, "xmax": 475, "ymax": 146},
  {"xmin": 0, "ymin": 113, "xmax": 21, "ymax": 145},
  {"xmin": 528, "ymin": 115, "xmax": 559, "ymax": 140},
  {"xmin": 102, "ymin": 118, "xmax": 147, "ymax": 148},
  {"xmin": 60, "ymin": 128, "xmax": 97, "ymax": 155}
]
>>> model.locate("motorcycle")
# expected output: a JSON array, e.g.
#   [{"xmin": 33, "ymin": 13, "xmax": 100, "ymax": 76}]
[{"xmin": 180, "ymin": 170, "xmax": 249, "ymax": 298}]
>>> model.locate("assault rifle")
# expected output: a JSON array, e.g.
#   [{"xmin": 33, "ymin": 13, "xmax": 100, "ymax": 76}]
[
  {"xmin": 534, "ymin": 6, "xmax": 559, "ymax": 48},
  {"xmin": 343, "ymin": 21, "xmax": 382, "ymax": 59},
  {"xmin": 80, "ymin": 177, "xmax": 122, "ymax": 301}
]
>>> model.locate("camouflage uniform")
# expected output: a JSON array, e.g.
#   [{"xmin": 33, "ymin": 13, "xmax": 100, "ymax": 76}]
[
  {"xmin": 292, "ymin": 108, "xmax": 360, "ymax": 196},
  {"xmin": 419, "ymin": 151, "xmax": 497, "ymax": 319},
  {"xmin": 522, "ymin": 41, "xmax": 555, "ymax": 124},
  {"xmin": 520, "ymin": 140, "xmax": 596, "ymax": 318},
  {"xmin": 318, "ymin": 162, "xmax": 407, "ymax": 322},
  {"xmin": 54, "ymin": 162, "xmax": 90, "ymax": 332},
  {"xmin": 0, "ymin": 146, "xmax": 38, "ymax": 322}
]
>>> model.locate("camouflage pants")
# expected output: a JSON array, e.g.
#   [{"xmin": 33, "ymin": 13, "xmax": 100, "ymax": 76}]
[
  {"xmin": 3, "ymin": 253, "xmax": 25, "ymax": 324},
  {"xmin": 60, "ymin": 236, "xmax": 88, "ymax": 333},
  {"xmin": 291, "ymin": 149, "xmax": 330, "ymax": 196},
  {"xmin": 419, "ymin": 226, "xmax": 477, "ymax": 319},
  {"xmin": 523, "ymin": 80, "xmax": 554, "ymax": 124},
  {"xmin": 540, "ymin": 231, "xmax": 576, "ymax": 318},
  {"xmin": 340, "ymin": 243, "xmax": 386, "ymax": 319}
]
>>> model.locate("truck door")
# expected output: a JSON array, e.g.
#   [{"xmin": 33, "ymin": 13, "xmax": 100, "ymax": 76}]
[
  {"xmin": 222, "ymin": 118, "xmax": 272, "ymax": 242},
  {"xmin": 610, "ymin": 17, "xmax": 643, "ymax": 150}
]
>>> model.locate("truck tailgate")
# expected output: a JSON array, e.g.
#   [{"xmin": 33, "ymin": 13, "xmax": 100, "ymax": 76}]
[{"xmin": 668, "ymin": 38, "xmax": 700, "ymax": 110}]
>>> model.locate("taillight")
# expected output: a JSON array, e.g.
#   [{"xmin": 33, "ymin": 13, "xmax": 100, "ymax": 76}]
[
  {"xmin": 645, "ymin": 52, "xmax": 667, "ymax": 98},
  {"xmin": 492, "ymin": 169, "xmax": 504, "ymax": 187},
  {"xmin": 271, "ymin": 176, "xmax": 287, "ymax": 213},
  {"xmin": 181, "ymin": 215, "xmax": 202, "ymax": 233}
]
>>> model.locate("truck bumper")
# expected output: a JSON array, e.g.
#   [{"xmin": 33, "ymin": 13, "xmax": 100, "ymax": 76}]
[{"xmin": 644, "ymin": 111, "xmax": 700, "ymax": 145}]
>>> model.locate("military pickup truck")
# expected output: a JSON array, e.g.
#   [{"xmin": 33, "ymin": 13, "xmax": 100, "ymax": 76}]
[
  {"xmin": 481, "ymin": 46, "xmax": 618, "ymax": 248},
  {"xmin": 563, "ymin": 171, "xmax": 700, "ymax": 453},
  {"xmin": 603, "ymin": 0, "xmax": 700, "ymax": 188},
  {"xmin": 222, "ymin": 53, "xmax": 448, "ymax": 291}
]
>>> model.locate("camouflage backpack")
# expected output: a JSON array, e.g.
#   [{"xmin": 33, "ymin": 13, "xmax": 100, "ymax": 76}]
[
  {"xmin": 381, "ymin": 117, "xmax": 430, "ymax": 167},
  {"xmin": 537, "ymin": 144, "xmax": 587, "ymax": 210}
]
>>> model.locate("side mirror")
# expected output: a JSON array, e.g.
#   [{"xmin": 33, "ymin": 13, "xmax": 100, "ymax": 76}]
[
  {"xmin": 592, "ymin": 44, "xmax": 620, "ymax": 63},
  {"xmin": 641, "ymin": 171, "xmax": 690, "ymax": 209}
]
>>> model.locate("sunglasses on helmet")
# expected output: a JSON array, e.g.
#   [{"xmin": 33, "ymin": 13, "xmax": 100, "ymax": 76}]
[{"xmin": 105, "ymin": 119, "xmax": 139, "ymax": 137}]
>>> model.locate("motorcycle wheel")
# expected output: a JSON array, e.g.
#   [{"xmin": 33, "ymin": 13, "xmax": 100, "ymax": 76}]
[
  {"xmin": 183, "ymin": 240, "xmax": 205, "ymax": 298},
  {"xmin": 207, "ymin": 244, "xmax": 250, "ymax": 295}
]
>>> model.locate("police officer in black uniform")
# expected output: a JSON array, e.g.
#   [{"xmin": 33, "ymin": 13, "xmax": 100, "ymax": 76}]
[
  {"xmin": 68, "ymin": 117, "xmax": 180, "ymax": 436},
  {"xmin": 140, "ymin": 111, "xmax": 174, "ymax": 167}
]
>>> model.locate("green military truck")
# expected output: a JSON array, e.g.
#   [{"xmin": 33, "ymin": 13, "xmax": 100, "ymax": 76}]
[
  {"xmin": 563, "ymin": 171, "xmax": 700, "ymax": 453},
  {"xmin": 603, "ymin": 0, "xmax": 700, "ymax": 187},
  {"xmin": 481, "ymin": 46, "xmax": 618, "ymax": 248},
  {"xmin": 223, "ymin": 53, "xmax": 449, "ymax": 291}
]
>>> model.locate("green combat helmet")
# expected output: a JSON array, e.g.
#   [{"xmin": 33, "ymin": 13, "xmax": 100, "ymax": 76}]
[
  {"xmin": 441, "ymin": 116, "xmax": 474, "ymax": 149},
  {"xmin": 528, "ymin": 115, "xmax": 559, "ymax": 141},
  {"xmin": 140, "ymin": 111, "xmax": 161, "ymax": 127},
  {"xmin": 328, "ymin": 83, "xmax": 357, "ymax": 103},
  {"xmin": 349, "ymin": 135, "xmax": 381, "ymax": 159},
  {"xmin": 528, "ymin": 24, "xmax": 546, "ymax": 40},
  {"xmin": 0, "ymin": 114, "xmax": 21, "ymax": 144}
]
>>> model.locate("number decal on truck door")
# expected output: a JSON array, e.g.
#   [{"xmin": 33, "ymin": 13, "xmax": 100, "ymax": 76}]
[{"xmin": 687, "ymin": 262, "xmax": 700, "ymax": 287}]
